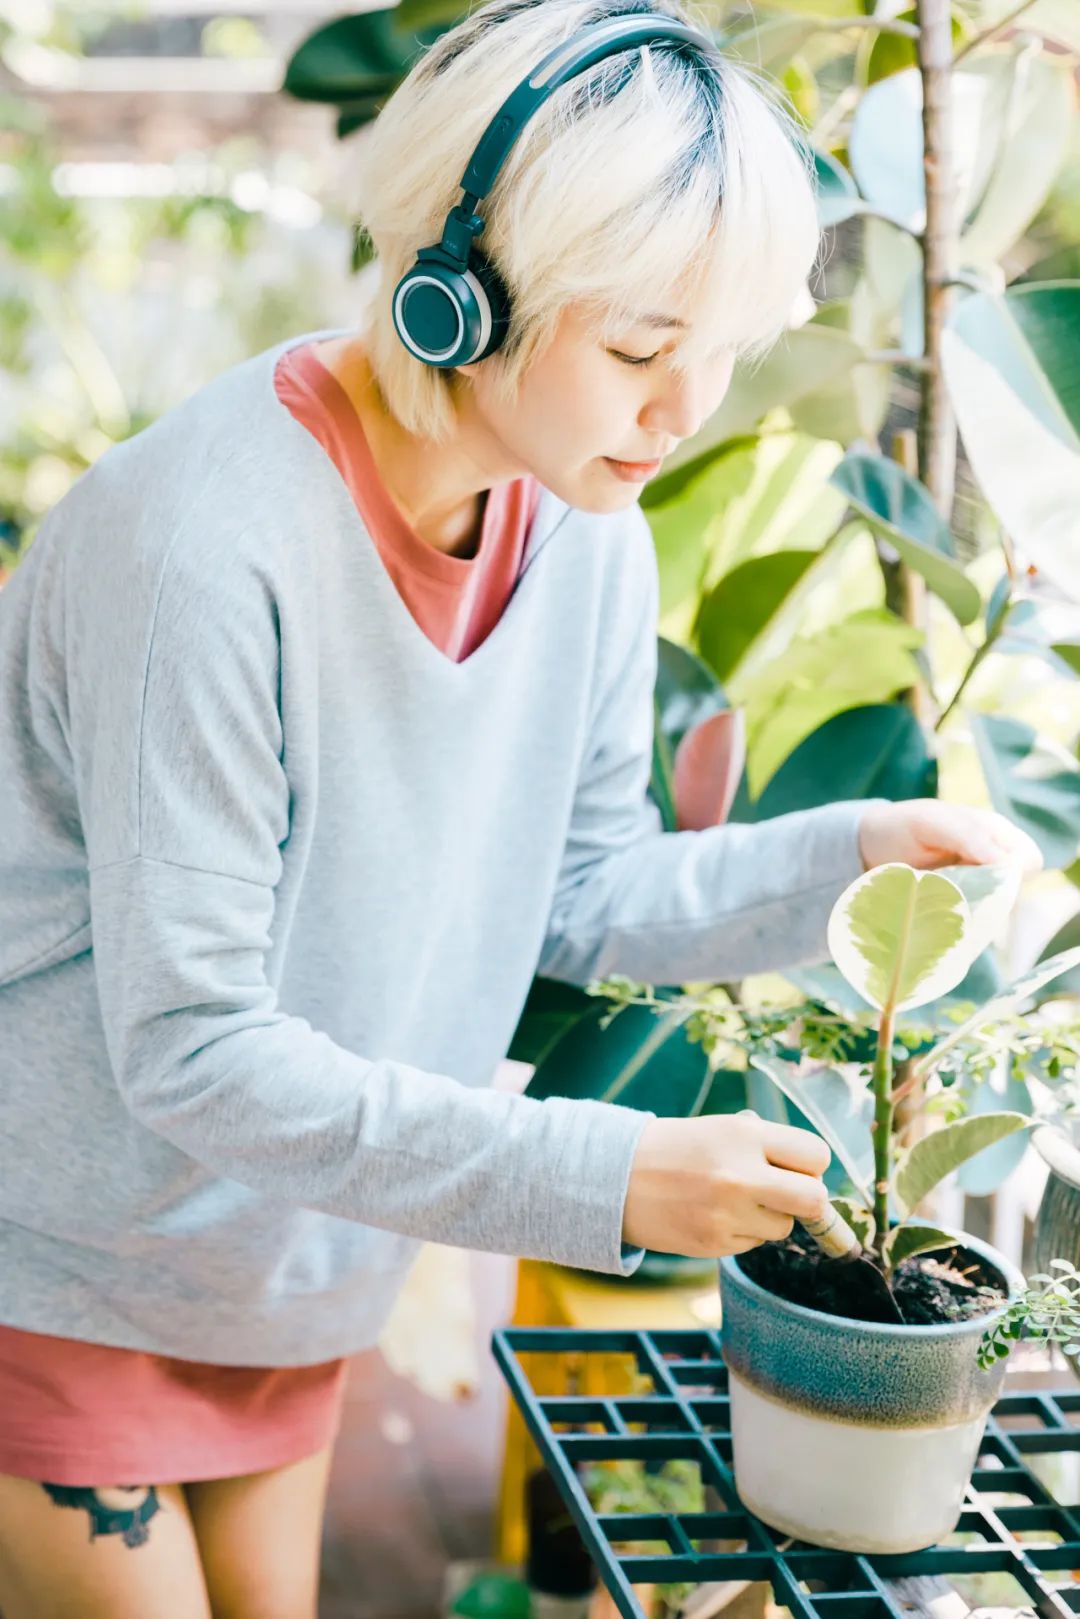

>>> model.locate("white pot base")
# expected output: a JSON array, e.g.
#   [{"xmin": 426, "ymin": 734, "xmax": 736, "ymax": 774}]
[{"xmin": 727, "ymin": 1365, "xmax": 987, "ymax": 1554}]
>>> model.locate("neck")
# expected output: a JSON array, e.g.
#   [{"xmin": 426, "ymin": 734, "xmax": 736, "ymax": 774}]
[{"xmin": 317, "ymin": 335, "xmax": 504, "ymax": 558}]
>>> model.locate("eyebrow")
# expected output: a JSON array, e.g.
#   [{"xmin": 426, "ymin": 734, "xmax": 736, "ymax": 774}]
[{"xmin": 633, "ymin": 312, "xmax": 688, "ymax": 329}]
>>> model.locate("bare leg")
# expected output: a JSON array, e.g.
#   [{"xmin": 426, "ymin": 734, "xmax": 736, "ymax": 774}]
[
  {"xmin": 0, "ymin": 1475, "xmax": 212, "ymax": 1619},
  {"xmin": 184, "ymin": 1445, "xmax": 335, "ymax": 1619}
]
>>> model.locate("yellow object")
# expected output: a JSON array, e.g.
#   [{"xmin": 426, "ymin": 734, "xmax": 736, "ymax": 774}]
[{"xmin": 493, "ymin": 1258, "xmax": 722, "ymax": 1566}]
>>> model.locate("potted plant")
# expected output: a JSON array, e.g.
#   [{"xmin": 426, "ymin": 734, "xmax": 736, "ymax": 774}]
[
  {"xmin": 589, "ymin": 860, "xmax": 1080, "ymax": 1554},
  {"xmin": 1031, "ymin": 1109, "xmax": 1080, "ymax": 1384}
]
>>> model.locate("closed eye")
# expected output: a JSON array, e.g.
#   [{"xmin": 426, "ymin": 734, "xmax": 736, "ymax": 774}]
[{"xmin": 611, "ymin": 350, "xmax": 659, "ymax": 368}]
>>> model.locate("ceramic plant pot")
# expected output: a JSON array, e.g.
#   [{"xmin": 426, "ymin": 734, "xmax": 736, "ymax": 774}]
[
  {"xmin": 717, "ymin": 1224, "xmax": 1026, "ymax": 1554},
  {"xmin": 1032, "ymin": 1124, "xmax": 1080, "ymax": 1385}
]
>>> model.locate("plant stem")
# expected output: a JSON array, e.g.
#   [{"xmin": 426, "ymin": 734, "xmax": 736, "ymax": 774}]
[
  {"xmin": 873, "ymin": 1006, "xmax": 897, "ymax": 1247},
  {"xmin": 934, "ymin": 631, "xmax": 991, "ymax": 730},
  {"xmin": 916, "ymin": 0, "xmax": 959, "ymax": 516}
]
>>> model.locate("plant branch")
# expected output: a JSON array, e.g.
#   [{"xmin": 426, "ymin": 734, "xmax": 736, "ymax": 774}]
[
  {"xmin": 862, "ymin": 349, "xmax": 933, "ymax": 369},
  {"xmin": 821, "ymin": 16, "xmax": 922, "ymax": 36},
  {"xmin": 954, "ymin": 0, "xmax": 1039, "ymax": 64}
]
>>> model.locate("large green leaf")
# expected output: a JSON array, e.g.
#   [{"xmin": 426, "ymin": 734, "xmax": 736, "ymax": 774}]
[
  {"xmin": 651, "ymin": 639, "xmax": 728, "ymax": 836},
  {"xmin": 955, "ymin": 1057, "xmax": 1034, "ymax": 1196},
  {"xmin": 283, "ymin": 9, "xmax": 440, "ymax": 106},
  {"xmin": 506, "ymin": 976, "xmax": 594, "ymax": 1067},
  {"xmin": 959, "ymin": 54, "xmax": 1073, "ymax": 268},
  {"xmin": 1035, "ymin": 911, "xmax": 1080, "ymax": 999},
  {"xmin": 723, "ymin": 16, "xmax": 820, "ymax": 69},
  {"xmin": 973, "ymin": 712, "xmax": 1080, "ymax": 870},
  {"xmin": 397, "ymin": 0, "xmax": 464, "ymax": 27},
  {"xmin": 814, "ymin": 148, "xmax": 864, "ymax": 228},
  {"xmin": 786, "ymin": 307, "xmax": 893, "ymax": 444},
  {"xmin": 647, "ymin": 439, "xmax": 848, "ymax": 652},
  {"xmin": 1051, "ymin": 643, "xmax": 1080, "ymax": 678},
  {"xmin": 848, "ymin": 68, "xmax": 924, "ymax": 229},
  {"xmin": 829, "ymin": 451, "xmax": 981, "ymax": 625},
  {"xmin": 695, "ymin": 551, "xmax": 818, "ymax": 684},
  {"xmin": 665, "ymin": 326, "xmax": 863, "ymax": 462},
  {"xmin": 729, "ymin": 608, "xmax": 924, "ymax": 800},
  {"xmin": 654, "ymin": 638, "xmax": 728, "ymax": 759},
  {"xmin": 893, "ymin": 1112, "xmax": 1030, "ymax": 1216},
  {"xmin": 749, "ymin": 1055, "xmax": 875, "ymax": 1204},
  {"xmin": 848, "ymin": 54, "xmax": 1025, "ymax": 234},
  {"xmin": 524, "ymin": 999, "xmax": 710, "ymax": 1117},
  {"xmin": 645, "ymin": 444, "xmax": 756, "ymax": 616},
  {"xmin": 728, "ymin": 702, "xmax": 937, "ymax": 825},
  {"xmin": 942, "ymin": 284, "xmax": 1080, "ymax": 602}
]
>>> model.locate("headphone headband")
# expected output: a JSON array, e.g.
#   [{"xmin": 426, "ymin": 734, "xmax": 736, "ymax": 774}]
[{"xmin": 459, "ymin": 16, "xmax": 714, "ymax": 215}]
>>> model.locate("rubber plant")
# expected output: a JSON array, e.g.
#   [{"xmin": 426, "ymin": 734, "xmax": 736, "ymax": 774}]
[{"xmin": 589, "ymin": 858, "xmax": 1080, "ymax": 1365}]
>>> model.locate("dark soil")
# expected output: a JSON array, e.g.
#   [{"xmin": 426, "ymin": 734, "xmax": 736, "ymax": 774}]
[{"xmin": 740, "ymin": 1225, "xmax": 1008, "ymax": 1326}]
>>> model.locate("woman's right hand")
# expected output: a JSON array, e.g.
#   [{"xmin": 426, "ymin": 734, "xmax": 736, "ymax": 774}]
[{"xmin": 621, "ymin": 1109, "xmax": 832, "ymax": 1258}]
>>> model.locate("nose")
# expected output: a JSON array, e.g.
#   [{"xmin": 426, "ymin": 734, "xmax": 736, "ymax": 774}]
[{"xmin": 641, "ymin": 362, "xmax": 726, "ymax": 445}]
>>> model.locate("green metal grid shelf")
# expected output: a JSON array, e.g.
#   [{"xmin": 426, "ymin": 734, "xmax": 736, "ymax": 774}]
[{"xmin": 492, "ymin": 1326, "xmax": 1080, "ymax": 1619}]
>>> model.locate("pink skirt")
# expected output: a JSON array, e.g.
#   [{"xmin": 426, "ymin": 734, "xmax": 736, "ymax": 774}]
[{"xmin": 0, "ymin": 1323, "xmax": 350, "ymax": 1486}]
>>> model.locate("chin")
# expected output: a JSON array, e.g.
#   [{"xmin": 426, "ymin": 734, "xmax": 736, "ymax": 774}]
[{"xmin": 552, "ymin": 464, "xmax": 645, "ymax": 514}]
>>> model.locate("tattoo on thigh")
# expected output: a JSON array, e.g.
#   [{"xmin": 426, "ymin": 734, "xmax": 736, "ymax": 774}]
[{"xmin": 40, "ymin": 1484, "xmax": 162, "ymax": 1548}]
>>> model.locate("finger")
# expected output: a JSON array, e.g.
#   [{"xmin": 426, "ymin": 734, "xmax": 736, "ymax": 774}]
[
  {"xmin": 755, "ymin": 1165, "xmax": 831, "ymax": 1221},
  {"xmin": 943, "ymin": 805, "xmax": 1041, "ymax": 872},
  {"xmin": 749, "ymin": 1209, "xmax": 795, "ymax": 1243},
  {"xmin": 757, "ymin": 1121, "xmax": 831, "ymax": 1176},
  {"xmin": 985, "ymin": 813, "xmax": 1044, "ymax": 875}
]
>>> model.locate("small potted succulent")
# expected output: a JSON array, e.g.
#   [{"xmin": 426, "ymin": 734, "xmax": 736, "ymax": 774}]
[{"xmin": 591, "ymin": 861, "xmax": 1080, "ymax": 1554}]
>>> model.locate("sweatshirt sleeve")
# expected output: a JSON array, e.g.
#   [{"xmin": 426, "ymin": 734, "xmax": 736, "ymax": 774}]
[
  {"xmin": 536, "ymin": 509, "xmax": 888, "ymax": 987},
  {"xmin": 76, "ymin": 525, "xmax": 650, "ymax": 1278}
]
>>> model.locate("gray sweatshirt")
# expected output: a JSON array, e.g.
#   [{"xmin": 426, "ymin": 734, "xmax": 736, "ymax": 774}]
[{"xmin": 0, "ymin": 329, "xmax": 876, "ymax": 1365}]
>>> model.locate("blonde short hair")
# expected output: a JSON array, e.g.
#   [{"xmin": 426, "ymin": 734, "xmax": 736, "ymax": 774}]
[{"xmin": 351, "ymin": 0, "xmax": 821, "ymax": 443}]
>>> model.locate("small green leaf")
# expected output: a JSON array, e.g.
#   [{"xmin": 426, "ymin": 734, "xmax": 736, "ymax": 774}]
[
  {"xmin": 882, "ymin": 1223, "xmax": 957, "ymax": 1269},
  {"xmin": 832, "ymin": 1196, "xmax": 875, "ymax": 1249},
  {"xmin": 1050, "ymin": 642, "xmax": 1080, "ymax": 677},
  {"xmin": 894, "ymin": 1112, "xmax": 1030, "ymax": 1216}
]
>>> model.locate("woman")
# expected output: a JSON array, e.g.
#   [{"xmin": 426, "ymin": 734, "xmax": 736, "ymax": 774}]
[{"xmin": 0, "ymin": 0, "xmax": 1039, "ymax": 1613}]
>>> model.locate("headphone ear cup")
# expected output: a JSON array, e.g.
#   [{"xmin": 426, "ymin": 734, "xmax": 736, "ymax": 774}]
[{"xmin": 467, "ymin": 251, "xmax": 512, "ymax": 363}]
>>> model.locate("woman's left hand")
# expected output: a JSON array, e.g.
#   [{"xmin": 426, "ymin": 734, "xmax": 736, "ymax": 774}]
[{"xmin": 857, "ymin": 798, "xmax": 1044, "ymax": 877}]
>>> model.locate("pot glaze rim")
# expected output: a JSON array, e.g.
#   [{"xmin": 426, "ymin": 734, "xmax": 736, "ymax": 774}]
[{"xmin": 719, "ymin": 1222, "xmax": 1026, "ymax": 1338}]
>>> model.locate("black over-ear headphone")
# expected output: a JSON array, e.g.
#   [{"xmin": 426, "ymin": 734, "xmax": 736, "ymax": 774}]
[{"xmin": 391, "ymin": 11, "xmax": 718, "ymax": 369}]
